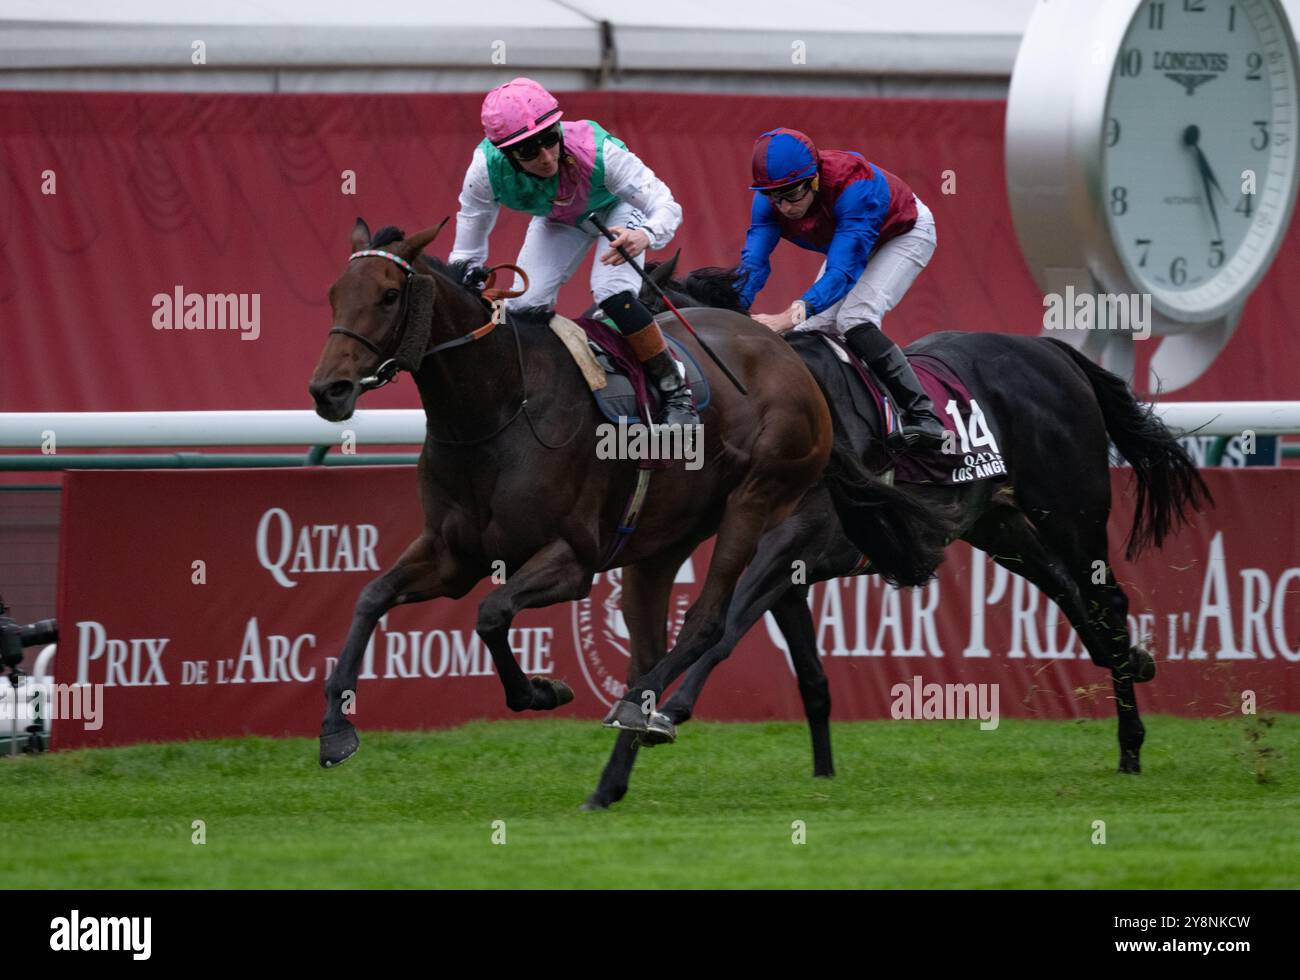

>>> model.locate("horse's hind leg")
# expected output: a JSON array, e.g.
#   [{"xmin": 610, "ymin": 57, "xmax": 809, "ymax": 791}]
[
  {"xmin": 1014, "ymin": 456, "xmax": 1153, "ymax": 773},
  {"xmin": 1038, "ymin": 515, "xmax": 1150, "ymax": 774},
  {"xmin": 965, "ymin": 499, "xmax": 1147, "ymax": 773},
  {"xmin": 583, "ymin": 549, "xmax": 686, "ymax": 811},
  {"xmin": 773, "ymin": 585, "xmax": 834, "ymax": 777},
  {"xmin": 321, "ymin": 532, "xmax": 468, "ymax": 768}
]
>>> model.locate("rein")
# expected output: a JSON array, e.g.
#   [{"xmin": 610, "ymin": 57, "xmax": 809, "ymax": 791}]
[
  {"xmin": 330, "ymin": 248, "xmax": 579, "ymax": 449},
  {"xmin": 329, "ymin": 249, "xmax": 529, "ymax": 390},
  {"xmin": 421, "ymin": 264, "xmax": 522, "ymax": 357}
]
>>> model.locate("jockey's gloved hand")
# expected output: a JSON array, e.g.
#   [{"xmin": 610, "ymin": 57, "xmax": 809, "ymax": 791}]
[{"xmin": 461, "ymin": 265, "xmax": 491, "ymax": 293}]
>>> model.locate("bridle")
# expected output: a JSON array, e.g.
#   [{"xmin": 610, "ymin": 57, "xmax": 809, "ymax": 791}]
[
  {"xmin": 328, "ymin": 247, "xmax": 530, "ymax": 392},
  {"xmin": 326, "ymin": 243, "xmax": 578, "ymax": 448}
]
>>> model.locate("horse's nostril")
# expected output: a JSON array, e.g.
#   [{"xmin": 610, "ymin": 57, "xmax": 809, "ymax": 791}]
[{"xmin": 310, "ymin": 380, "xmax": 346, "ymax": 401}]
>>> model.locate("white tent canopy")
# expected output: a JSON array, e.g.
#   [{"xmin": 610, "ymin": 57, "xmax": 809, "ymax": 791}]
[
  {"xmin": 8, "ymin": 1, "xmax": 1297, "ymax": 96},
  {"xmin": 0, "ymin": 0, "xmax": 1040, "ymax": 96}
]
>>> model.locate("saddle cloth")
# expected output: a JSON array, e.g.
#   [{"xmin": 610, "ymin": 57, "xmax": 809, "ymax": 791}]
[{"xmin": 810, "ymin": 330, "xmax": 1007, "ymax": 487}]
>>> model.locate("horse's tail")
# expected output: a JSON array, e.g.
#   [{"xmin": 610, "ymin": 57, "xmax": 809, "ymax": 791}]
[
  {"xmin": 819, "ymin": 401, "xmax": 956, "ymax": 588},
  {"xmin": 1044, "ymin": 337, "xmax": 1212, "ymax": 559}
]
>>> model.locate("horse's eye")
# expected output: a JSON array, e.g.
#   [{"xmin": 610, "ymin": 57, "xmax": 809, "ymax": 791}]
[{"xmin": 382, "ymin": 289, "xmax": 400, "ymax": 306}]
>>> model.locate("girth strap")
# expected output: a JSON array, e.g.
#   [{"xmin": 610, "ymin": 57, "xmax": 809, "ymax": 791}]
[{"xmin": 598, "ymin": 468, "xmax": 652, "ymax": 571}]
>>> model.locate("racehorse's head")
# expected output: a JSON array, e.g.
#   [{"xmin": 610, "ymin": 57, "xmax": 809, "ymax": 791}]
[{"xmin": 309, "ymin": 217, "xmax": 446, "ymax": 421}]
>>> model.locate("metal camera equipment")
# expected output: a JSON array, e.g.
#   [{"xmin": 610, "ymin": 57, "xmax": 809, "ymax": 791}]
[{"xmin": 0, "ymin": 594, "xmax": 58, "ymax": 755}]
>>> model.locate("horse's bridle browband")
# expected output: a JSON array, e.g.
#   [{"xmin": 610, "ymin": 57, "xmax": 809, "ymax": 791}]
[{"xmin": 328, "ymin": 248, "xmax": 528, "ymax": 391}]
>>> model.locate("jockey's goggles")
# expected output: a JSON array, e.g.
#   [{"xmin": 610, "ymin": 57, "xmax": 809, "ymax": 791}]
[
  {"xmin": 510, "ymin": 124, "xmax": 563, "ymax": 162},
  {"xmin": 762, "ymin": 179, "xmax": 814, "ymax": 204}
]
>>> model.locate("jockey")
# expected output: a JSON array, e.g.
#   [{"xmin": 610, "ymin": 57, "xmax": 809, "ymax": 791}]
[
  {"xmin": 448, "ymin": 77, "xmax": 696, "ymax": 427},
  {"xmin": 737, "ymin": 128, "xmax": 945, "ymax": 451}
]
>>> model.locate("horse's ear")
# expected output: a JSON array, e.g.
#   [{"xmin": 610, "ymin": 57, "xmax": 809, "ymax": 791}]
[
  {"xmin": 649, "ymin": 249, "xmax": 680, "ymax": 286},
  {"xmin": 351, "ymin": 217, "xmax": 371, "ymax": 253},
  {"xmin": 399, "ymin": 217, "xmax": 450, "ymax": 261}
]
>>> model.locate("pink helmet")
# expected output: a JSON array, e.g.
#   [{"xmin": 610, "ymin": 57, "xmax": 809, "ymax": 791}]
[{"xmin": 481, "ymin": 77, "xmax": 563, "ymax": 148}]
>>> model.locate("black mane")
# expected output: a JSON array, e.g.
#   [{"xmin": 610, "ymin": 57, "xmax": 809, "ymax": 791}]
[
  {"xmin": 684, "ymin": 266, "xmax": 750, "ymax": 313},
  {"xmin": 648, "ymin": 263, "xmax": 749, "ymax": 313}
]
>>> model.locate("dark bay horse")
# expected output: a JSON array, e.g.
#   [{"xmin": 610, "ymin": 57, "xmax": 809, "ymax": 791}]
[
  {"xmin": 307, "ymin": 220, "xmax": 952, "ymax": 769},
  {"xmin": 580, "ymin": 259, "xmax": 1211, "ymax": 810}
]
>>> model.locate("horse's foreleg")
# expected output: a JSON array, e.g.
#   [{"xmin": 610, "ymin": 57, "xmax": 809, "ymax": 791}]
[
  {"xmin": 476, "ymin": 539, "xmax": 591, "ymax": 712},
  {"xmin": 320, "ymin": 533, "xmax": 460, "ymax": 767}
]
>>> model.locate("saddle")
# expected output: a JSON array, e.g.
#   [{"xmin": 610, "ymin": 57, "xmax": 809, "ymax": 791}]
[
  {"xmin": 805, "ymin": 329, "xmax": 1007, "ymax": 487},
  {"xmin": 570, "ymin": 316, "xmax": 711, "ymax": 427}
]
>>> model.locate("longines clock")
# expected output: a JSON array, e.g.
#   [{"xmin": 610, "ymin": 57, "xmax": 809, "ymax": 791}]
[{"xmin": 1006, "ymin": 0, "xmax": 1299, "ymax": 389}]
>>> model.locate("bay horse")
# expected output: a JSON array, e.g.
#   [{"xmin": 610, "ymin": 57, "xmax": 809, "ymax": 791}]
[
  {"xmin": 307, "ymin": 220, "xmax": 952, "ymax": 769},
  {"xmin": 580, "ymin": 258, "xmax": 1211, "ymax": 810}
]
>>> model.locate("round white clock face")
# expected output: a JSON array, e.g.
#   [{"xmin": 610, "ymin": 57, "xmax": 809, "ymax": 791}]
[{"xmin": 1102, "ymin": 0, "xmax": 1298, "ymax": 320}]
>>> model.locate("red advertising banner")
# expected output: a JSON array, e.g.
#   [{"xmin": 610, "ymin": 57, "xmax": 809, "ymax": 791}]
[
  {"xmin": 54, "ymin": 467, "xmax": 1300, "ymax": 749},
  {"xmin": 3, "ymin": 89, "xmax": 1298, "ymax": 419}
]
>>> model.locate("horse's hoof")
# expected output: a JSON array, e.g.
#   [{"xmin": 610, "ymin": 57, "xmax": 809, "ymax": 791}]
[
  {"xmin": 636, "ymin": 712, "xmax": 677, "ymax": 746},
  {"xmin": 579, "ymin": 796, "xmax": 609, "ymax": 813},
  {"xmin": 530, "ymin": 676, "xmax": 574, "ymax": 710},
  {"xmin": 1118, "ymin": 754, "xmax": 1141, "ymax": 775},
  {"xmin": 602, "ymin": 698, "xmax": 649, "ymax": 733},
  {"xmin": 320, "ymin": 724, "xmax": 359, "ymax": 768},
  {"xmin": 1130, "ymin": 647, "xmax": 1156, "ymax": 683},
  {"xmin": 813, "ymin": 769, "xmax": 835, "ymax": 779}
]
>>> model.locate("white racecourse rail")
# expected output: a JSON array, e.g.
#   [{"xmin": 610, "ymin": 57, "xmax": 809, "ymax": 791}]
[{"xmin": 1, "ymin": 404, "xmax": 1300, "ymax": 448}]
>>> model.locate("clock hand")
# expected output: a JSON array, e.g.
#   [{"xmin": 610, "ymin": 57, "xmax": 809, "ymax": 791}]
[
  {"xmin": 1183, "ymin": 125, "xmax": 1224, "ymax": 241},
  {"xmin": 1196, "ymin": 151, "xmax": 1224, "ymax": 241},
  {"xmin": 1198, "ymin": 150, "xmax": 1229, "ymax": 205},
  {"xmin": 1189, "ymin": 134, "xmax": 1230, "ymax": 207}
]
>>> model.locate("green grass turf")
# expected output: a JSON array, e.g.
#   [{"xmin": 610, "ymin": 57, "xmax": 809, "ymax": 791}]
[{"xmin": 1, "ymin": 715, "xmax": 1296, "ymax": 888}]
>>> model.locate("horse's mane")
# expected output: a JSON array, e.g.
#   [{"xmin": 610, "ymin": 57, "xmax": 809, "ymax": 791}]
[
  {"xmin": 649, "ymin": 263, "xmax": 750, "ymax": 314},
  {"xmin": 369, "ymin": 225, "xmax": 552, "ymax": 323}
]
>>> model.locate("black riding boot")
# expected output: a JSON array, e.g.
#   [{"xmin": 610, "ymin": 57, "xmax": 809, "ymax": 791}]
[
  {"xmin": 642, "ymin": 349, "xmax": 699, "ymax": 427},
  {"xmin": 844, "ymin": 322, "xmax": 946, "ymax": 452},
  {"xmin": 604, "ymin": 289, "xmax": 699, "ymax": 428}
]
